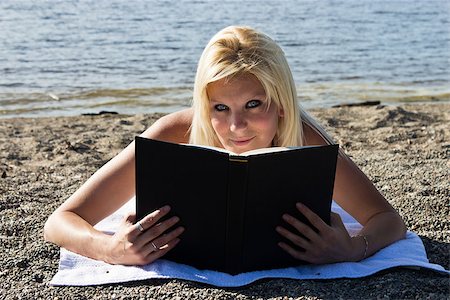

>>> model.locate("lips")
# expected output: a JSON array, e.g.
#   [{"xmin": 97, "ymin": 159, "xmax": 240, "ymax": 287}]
[{"xmin": 230, "ymin": 137, "xmax": 254, "ymax": 146}]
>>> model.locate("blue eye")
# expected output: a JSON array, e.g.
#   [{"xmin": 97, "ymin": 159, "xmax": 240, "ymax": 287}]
[
  {"xmin": 246, "ymin": 100, "xmax": 261, "ymax": 109},
  {"xmin": 214, "ymin": 104, "xmax": 229, "ymax": 111}
]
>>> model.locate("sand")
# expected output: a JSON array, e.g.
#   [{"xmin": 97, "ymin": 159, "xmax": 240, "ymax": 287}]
[{"xmin": 0, "ymin": 103, "xmax": 448, "ymax": 299}]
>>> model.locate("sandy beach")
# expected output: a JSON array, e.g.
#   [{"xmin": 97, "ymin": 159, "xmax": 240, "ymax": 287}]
[{"xmin": 0, "ymin": 103, "xmax": 448, "ymax": 299}]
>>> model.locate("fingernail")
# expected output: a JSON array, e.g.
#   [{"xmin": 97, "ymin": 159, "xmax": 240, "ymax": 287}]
[
  {"xmin": 161, "ymin": 205, "xmax": 170, "ymax": 212},
  {"xmin": 282, "ymin": 214, "xmax": 290, "ymax": 221},
  {"xmin": 296, "ymin": 203, "xmax": 303, "ymax": 209}
]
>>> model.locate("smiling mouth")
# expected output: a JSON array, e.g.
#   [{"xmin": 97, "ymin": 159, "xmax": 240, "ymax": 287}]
[{"xmin": 230, "ymin": 137, "xmax": 254, "ymax": 146}]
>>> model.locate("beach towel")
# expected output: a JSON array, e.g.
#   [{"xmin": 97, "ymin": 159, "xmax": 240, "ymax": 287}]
[{"xmin": 50, "ymin": 198, "xmax": 449, "ymax": 287}]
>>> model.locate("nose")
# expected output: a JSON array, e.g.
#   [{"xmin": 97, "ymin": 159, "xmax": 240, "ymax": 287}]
[{"xmin": 229, "ymin": 111, "xmax": 247, "ymax": 132}]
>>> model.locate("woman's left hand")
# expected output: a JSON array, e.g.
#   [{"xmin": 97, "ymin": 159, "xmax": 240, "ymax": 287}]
[{"xmin": 276, "ymin": 203, "xmax": 363, "ymax": 264}]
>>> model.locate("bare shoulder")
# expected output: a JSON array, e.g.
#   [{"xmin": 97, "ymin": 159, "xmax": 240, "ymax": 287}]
[
  {"xmin": 142, "ymin": 108, "xmax": 193, "ymax": 143},
  {"xmin": 302, "ymin": 121, "xmax": 328, "ymax": 146}
]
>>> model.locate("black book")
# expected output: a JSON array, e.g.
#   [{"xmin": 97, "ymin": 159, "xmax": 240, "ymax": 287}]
[{"xmin": 135, "ymin": 137, "xmax": 338, "ymax": 274}]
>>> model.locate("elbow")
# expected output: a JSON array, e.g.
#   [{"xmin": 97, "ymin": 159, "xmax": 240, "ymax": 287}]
[
  {"xmin": 43, "ymin": 215, "xmax": 52, "ymax": 242},
  {"xmin": 43, "ymin": 213, "xmax": 57, "ymax": 244},
  {"xmin": 382, "ymin": 209, "xmax": 407, "ymax": 241},
  {"xmin": 393, "ymin": 211, "xmax": 407, "ymax": 240}
]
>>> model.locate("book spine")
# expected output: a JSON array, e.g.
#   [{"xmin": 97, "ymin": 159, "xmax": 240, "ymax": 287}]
[
  {"xmin": 224, "ymin": 156, "xmax": 248, "ymax": 275},
  {"xmin": 135, "ymin": 137, "xmax": 144, "ymax": 222}
]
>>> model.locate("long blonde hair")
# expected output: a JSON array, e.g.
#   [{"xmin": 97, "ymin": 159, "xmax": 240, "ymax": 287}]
[{"xmin": 189, "ymin": 25, "xmax": 334, "ymax": 147}]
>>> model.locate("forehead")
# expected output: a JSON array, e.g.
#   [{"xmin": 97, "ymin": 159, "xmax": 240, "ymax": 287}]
[{"xmin": 206, "ymin": 74, "xmax": 266, "ymax": 102}]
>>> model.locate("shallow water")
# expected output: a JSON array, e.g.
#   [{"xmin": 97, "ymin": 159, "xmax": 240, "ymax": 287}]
[{"xmin": 0, "ymin": 0, "xmax": 449, "ymax": 118}]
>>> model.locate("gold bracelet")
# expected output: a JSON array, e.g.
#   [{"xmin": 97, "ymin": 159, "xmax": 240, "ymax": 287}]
[{"xmin": 355, "ymin": 234, "xmax": 368, "ymax": 260}]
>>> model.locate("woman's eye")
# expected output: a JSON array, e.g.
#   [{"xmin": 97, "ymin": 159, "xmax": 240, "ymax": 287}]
[
  {"xmin": 214, "ymin": 104, "xmax": 229, "ymax": 111},
  {"xmin": 246, "ymin": 100, "xmax": 262, "ymax": 109}
]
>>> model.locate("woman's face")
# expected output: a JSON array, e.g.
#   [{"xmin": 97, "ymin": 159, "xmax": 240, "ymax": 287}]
[{"xmin": 207, "ymin": 74, "xmax": 282, "ymax": 154}]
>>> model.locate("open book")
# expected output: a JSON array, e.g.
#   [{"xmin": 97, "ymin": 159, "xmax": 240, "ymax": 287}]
[{"xmin": 135, "ymin": 137, "xmax": 338, "ymax": 274}]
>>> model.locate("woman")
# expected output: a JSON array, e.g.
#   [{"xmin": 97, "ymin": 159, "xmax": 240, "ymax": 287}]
[{"xmin": 44, "ymin": 26, "xmax": 406, "ymax": 267}]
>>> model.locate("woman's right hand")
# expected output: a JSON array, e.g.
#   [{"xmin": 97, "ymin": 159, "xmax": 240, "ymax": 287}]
[{"xmin": 105, "ymin": 205, "xmax": 184, "ymax": 265}]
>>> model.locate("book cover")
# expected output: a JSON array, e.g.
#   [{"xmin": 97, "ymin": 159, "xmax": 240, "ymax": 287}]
[{"xmin": 135, "ymin": 137, "xmax": 338, "ymax": 274}]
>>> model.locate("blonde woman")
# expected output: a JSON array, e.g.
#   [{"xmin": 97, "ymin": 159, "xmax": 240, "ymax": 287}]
[{"xmin": 44, "ymin": 26, "xmax": 406, "ymax": 267}]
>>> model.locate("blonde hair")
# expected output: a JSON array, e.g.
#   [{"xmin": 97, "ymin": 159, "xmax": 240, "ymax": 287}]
[{"xmin": 189, "ymin": 25, "xmax": 334, "ymax": 147}]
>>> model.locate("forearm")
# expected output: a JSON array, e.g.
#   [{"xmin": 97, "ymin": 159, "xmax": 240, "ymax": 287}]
[
  {"xmin": 351, "ymin": 210, "xmax": 406, "ymax": 260},
  {"xmin": 44, "ymin": 210, "xmax": 112, "ymax": 262},
  {"xmin": 43, "ymin": 110, "xmax": 192, "ymax": 263}
]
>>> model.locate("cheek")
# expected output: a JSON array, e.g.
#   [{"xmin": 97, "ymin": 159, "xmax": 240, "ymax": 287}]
[
  {"xmin": 210, "ymin": 117, "xmax": 227, "ymax": 137},
  {"xmin": 255, "ymin": 110, "xmax": 278, "ymax": 130},
  {"xmin": 256, "ymin": 111, "xmax": 279, "ymax": 141}
]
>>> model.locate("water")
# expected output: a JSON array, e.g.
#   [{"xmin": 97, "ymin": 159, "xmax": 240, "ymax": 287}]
[{"xmin": 1, "ymin": 0, "xmax": 449, "ymax": 118}]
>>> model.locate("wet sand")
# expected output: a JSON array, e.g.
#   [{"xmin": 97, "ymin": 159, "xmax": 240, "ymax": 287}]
[{"xmin": 0, "ymin": 103, "xmax": 448, "ymax": 299}]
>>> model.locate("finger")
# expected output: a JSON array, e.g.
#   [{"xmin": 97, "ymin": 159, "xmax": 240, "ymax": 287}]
[
  {"xmin": 143, "ymin": 238, "xmax": 181, "ymax": 264},
  {"xmin": 276, "ymin": 226, "xmax": 310, "ymax": 250},
  {"xmin": 296, "ymin": 203, "xmax": 329, "ymax": 232},
  {"xmin": 135, "ymin": 216, "xmax": 181, "ymax": 247},
  {"xmin": 140, "ymin": 205, "xmax": 171, "ymax": 228},
  {"xmin": 279, "ymin": 242, "xmax": 322, "ymax": 264},
  {"xmin": 282, "ymin": 213, "xmax": 319, "ymax": 242},
  {"xmin": 143, "ymin": 226, "xmax": 185, "ymax": 256},
  {"xmin": 130, "ymin": 205, "xmax": 171, "ymax": 238},
  {"xmin": 278, "ymin": 242, "xmax": 307, "ymax": 261},
  {"xmin": 124, "ymin": 213, "xmax": 137, "ymax": 225}
]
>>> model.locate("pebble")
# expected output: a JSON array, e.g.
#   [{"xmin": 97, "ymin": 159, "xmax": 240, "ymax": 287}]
[{"xmin": 1, "ymin": 104, "xmax": 448, "ymax": 299}]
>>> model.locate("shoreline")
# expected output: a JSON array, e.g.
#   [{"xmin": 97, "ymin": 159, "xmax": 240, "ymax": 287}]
[{"xmin": 0, "ymin": 103, "xmax": 448, "ymax": 299}]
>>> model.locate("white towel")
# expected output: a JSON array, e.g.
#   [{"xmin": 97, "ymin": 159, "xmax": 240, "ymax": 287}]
[{"xmin": 50, "ymin": 199, "xmax": 449, "ymax": 287}]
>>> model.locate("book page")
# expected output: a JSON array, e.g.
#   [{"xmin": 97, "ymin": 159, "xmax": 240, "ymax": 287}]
[
  {"xmin": 239, "ymin": 147, "xmax": 291, "ymax": 156},
  {"xmin": 182, "ymin": 143, "xmax": 322, "ymax": 156},
  {"xmin": 181, "ymin": 143, "xmax": 235, "ymax": 154},
  {"xmin": 240, "ymin": 145, "xmax": 323, "ymax": 156},
  {"xmin": 182, "ymin": 143, "xmax": 299, "ymax": 156},
  {"xmin": 181, "ymin": 143, "xmax": 325, "ymax": 156}
]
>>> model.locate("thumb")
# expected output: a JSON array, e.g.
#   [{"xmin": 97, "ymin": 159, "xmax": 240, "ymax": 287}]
[
  {"xmin": 124, "ymin": 212, "xmax": 137, "ymax": 224},
  {"xmin": 330, "ymin": 212, "xmax": 346, "ymax": 229}
]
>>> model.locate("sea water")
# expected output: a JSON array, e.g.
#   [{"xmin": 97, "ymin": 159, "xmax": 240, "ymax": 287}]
[{"xmin": 0, "ymin": 0, "xmax": 449, "ymax": 118}]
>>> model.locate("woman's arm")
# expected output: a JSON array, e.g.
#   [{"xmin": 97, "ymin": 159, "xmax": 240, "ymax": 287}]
[
  {"xmin": 330, "ymin": 147, "xmax": 407, "ymax": 259},
  {"xmin": 44, "ymin": 109, "xmax": 193, "ymax": 264},
  {"xmin": 277, "ymin": 122, "xmax": 407, "ymax": 263}
]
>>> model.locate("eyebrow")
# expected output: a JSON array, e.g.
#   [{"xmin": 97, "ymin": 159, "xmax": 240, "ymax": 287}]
[{"xmin": 209, "ymin": 94, "xmax": 267, "ymax": 103}]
